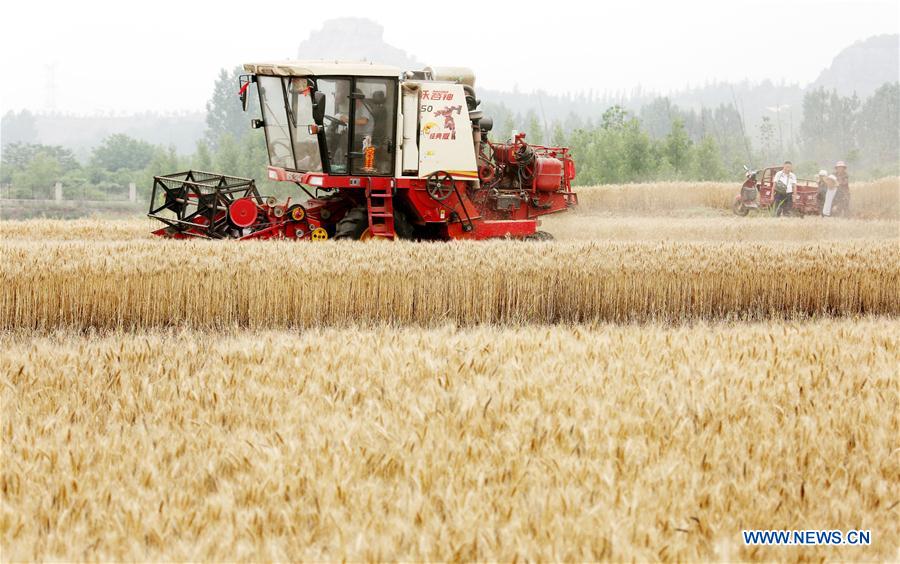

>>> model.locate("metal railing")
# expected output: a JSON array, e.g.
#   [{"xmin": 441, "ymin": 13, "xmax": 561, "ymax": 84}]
[{"xmin": 0, "ymin": 182, "xmax": 139, "ymax": 203}]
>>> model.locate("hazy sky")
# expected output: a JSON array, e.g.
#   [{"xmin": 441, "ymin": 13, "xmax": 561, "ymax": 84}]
[{"xmin": 0, "ymin": 0, "xmax": 896, "ymax": 115}]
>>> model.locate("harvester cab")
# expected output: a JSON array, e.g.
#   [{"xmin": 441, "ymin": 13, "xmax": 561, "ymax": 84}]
[{"xmin": 149, "ymin": 61, "xmax": 578, "ymax": 241}]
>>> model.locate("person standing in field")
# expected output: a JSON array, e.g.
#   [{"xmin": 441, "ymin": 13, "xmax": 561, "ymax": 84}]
[
  {"xmin": 821, "ymin": 174, "xmax": 839, "ymax": 217},
  {"xmin": 773, "ymin": 160, "xmax": 796, "ymax": 216},
  {"xmin": 833, "ymin": 160, "xmax": 850, "ymax": 216},
  {"xmin": 816, "ymin": 169, "xmax": 828, "ymax": 211}
]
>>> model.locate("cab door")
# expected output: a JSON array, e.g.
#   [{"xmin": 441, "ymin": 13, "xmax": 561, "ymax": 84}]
[{"xmin": 256, "ymin": 75, "xmax": 323, "ymax": 173}]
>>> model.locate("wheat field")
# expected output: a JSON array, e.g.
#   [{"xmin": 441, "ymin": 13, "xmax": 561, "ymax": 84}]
[
  {"xmin": 1, "ymin": 239, "xmax": 897, "ymax": 329},
  {"xmin": 2, "ymin": 319, "xmax": 898, "ymax": 561},
  {"xmin": 2, "ymin": 179, "xmax": 899, "ymax": 562},
  {"xmin": 0, "ymin": 176, "xmax": 895, "ymax": 243},
  {"xmin": 572, "ymin": 176, "xmax": 899, "ymax": 218},
  {"xmin": 2, "ymin": 215, "xmax": 898, "ymax": 243},
  {"xmin": 541, "ymin": 215, "xmax": 900, "ymax": 242}
]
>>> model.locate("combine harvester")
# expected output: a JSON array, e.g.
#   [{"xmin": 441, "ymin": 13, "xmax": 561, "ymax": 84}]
[{"xmin": 149, "ymin": 62, "xmax": 578, "ymax": 241}]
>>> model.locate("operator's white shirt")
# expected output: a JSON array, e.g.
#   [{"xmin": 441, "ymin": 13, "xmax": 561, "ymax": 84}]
[{"xmin": 774, "ymin": 170, "xmax": 797, "ymax": 194}]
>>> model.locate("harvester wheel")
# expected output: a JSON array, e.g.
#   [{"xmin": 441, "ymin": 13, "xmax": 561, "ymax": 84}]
[
  {"xmin": 394, "ymin": 209, "xmax": 414, "ymax": 239},
  {"xmin": 334, "ymin": 207, "xmax": 368, "ymax": 239},
  {"xmin": 334, "ymin": 207, "xmax": 414, "ymax": 240},
  {"xmin": 525, "ymin": 230, "xmax": 554, "ymax": 241}
]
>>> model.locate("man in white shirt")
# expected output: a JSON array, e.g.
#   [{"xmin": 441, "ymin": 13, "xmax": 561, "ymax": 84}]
[
  {"xmin": 822, "ymin": 174, "xmax": 838, "ymax": 217},
  {"xmin": 773, "ymin": 160, "xmax": 797, "ymax": 216}
]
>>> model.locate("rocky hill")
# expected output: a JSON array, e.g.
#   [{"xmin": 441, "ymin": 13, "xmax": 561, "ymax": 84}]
[
  {"xmin": 297, "ymin": 18, "xmax": 423, "ymax": 70},
  {"xmin": 811, "ymin": 34, "xmax": 899, "ymax": 98}
]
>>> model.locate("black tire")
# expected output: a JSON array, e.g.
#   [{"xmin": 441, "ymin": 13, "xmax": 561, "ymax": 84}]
[
  {"xmin": 732, "ymin": 199, "xmax": 749, "ymax": 216},
  {"xmin": 525, "ymin": 230, "xmax": 554, "ymax": 241},
  {"xmin": 393, "ymin": 208, "xmax": 414, "ymax": 239},
  {"xmin": 334, "ymin": 207, "xmax": 368, "ymax": 239},
  {"xmin": 334, "ymin": 206, "xmax": 414, "ymax": 240}
]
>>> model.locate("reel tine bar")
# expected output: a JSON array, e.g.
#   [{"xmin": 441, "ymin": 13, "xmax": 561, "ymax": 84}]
[{"xmin": 148, "ymin": 170, "xmax": 260, "ymax": 238}]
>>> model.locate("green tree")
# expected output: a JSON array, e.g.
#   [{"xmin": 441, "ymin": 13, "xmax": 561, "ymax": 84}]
[
  {"xmin": 524, "ymin": 109, "xmax": 543, "ymax": 144},
  {"xmin": 691, "ymin": 136, "xmax": 725, "ymax": 180},
  {"xmin": 148, "ymin": 145, "xmax": 180, "ymax": 176},
  {"xmin": 1, "ymin": 143, "xmax": 79, "ymax": 184},
  {"xmin": 857, "ymin": 82, "xmax": 899, "ymax": 175},
  {"xmin": 664, "ymin": 119, "xmax": 693, "ymax": 175},
  {"xmin": 91, "ymin": 134, "xmax": 156, "ymax": 172},
  {"xmin": 10, "ymin": 153, "xmax": 60, "ymax": 198},
  {"xmin": 639, "ymin": 97, "xmax": 675, "ymax": 138},
  {"xmin": 706, "ymin": 104, "xmax": 751, "ymax": 175},
  {"xmin": 594, "ymin": 128, "xmax": 626, "ymax": 183},
  {"xmin": 495, "ymin": 111, "xmax": 516, "ymax": 142},
  {"xmin": 800, "ymin": 87, "xmax": 861, "ymax": 167},
  {"xmin": 239, "ymin": 131, "xmax": 280, "ymax": 193},
  {"xmin": 550, "ymin": 121, "xmax": 567, "ymax": 147},
  {"xmin": 213, "ymin": 133, "xmax": 241, "ymax": 174},
  {"xmin": 601, "ymin": 105, "xmax": 627, "ymax": 130},
  {"xmin": 193, "ymin": 140, "xmax": 213, "ymax": 171},
  {"xmin": 621, "ymin": 119, "xmax": 655, "ymax": 181},
  {"xmin": 564, "ymin": 127, "xmax": 599, "ymax": 184},
  {"xmin": 481, "ymin": 101, "xmax": 513, "ymax": 142},
  {"xmin": 205, "ymin": 67, "xmax": 258, "ymax": 150}
]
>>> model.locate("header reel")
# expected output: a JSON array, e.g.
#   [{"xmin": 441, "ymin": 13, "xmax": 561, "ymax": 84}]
[{"xmin": 148, "ymin": 170, "xmax": 311, "ymax": 240}]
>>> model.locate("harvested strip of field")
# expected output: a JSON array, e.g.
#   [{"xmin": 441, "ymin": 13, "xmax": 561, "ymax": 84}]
[
  {"xmin": 0, "ymin": 217, "xmax": 156, "ymax": 241},
  {"xmin": 1, "ymin": 177, "xmax": 895, "ymax": 242},
  {"xmin": 574, "ymin": 176, "xmax": 899, "ymax": 218},
  {"xmin": 541, "ymin": 215, "xmax": 900, "ymax": 242},
  {"xmin": 2, "ymin": 319, "xmax": 897, "ymax": 561},
  {"xmin": 1, "ymin": 240, "xmax": 897, "ymax": 329},
  {"xmin": 3, "ymin": 215, "xmax": 897, "ymax": 243}
]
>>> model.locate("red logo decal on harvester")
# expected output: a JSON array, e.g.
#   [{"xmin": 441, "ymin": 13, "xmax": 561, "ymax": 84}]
[
  {"xmin": 421, "ymin": 90, "xmax": 454, "ymax": 101},
  {"xmin": 433, "ymin": 105, "xmax": 462, "ymax": 140}
]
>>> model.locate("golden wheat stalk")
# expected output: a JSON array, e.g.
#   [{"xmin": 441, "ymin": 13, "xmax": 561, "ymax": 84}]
[
  {"xmin": 2, "ymin": 319, "xmax": 897, "ymax": 561},
  {"xmin": 1, "ymin": 240, "xmax": 896, "ymax": 329},
  {"xmin": 1, "ymin": 178, "xmax": 895, "ymax": 243},
  {"xmin": 541, "ymin": 216, "xmax": 900, "ymax": 242},
  {"xmin": 574, "ymin": 177, "xmax": 899, "ymax": 218},
  {"xmin": 2, "ymin": 215, "xmax": 898, "ymax": 243}
]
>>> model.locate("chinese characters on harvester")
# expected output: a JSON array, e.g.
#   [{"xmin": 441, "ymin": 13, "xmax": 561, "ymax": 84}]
[{"xmin": 421, "ymin": 89, "xmax": 459, "ymax": 140}]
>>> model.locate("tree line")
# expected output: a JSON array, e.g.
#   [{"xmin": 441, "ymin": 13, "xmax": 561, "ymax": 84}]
[
  {"xmin": 485, "ymin": 81, "xmax": 898, "ymax": 184},
  {"xmin": 2, "ymin": 70, "xmax": 896, "ymax": 200}
]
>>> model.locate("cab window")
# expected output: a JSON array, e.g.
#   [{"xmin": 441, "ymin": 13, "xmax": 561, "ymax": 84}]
[
  {"xmin": 285, "ymin": 77, "xmax": 323, "ymax": 172},
  {"xmin": 316, "ymin": 78, "xmax": 351, "ymax": 174},
  {"xmin": 257, "ymin": 76, "xmax": 295, "ymax": 170},
  {"xmin": 350, "ymin": 78, "xmax": 396, "ymax": 176}
]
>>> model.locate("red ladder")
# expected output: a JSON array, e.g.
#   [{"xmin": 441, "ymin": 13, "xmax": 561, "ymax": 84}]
[{"xmin": 366, "ymin": 183, "xmax": 395, "ymax": 239}]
